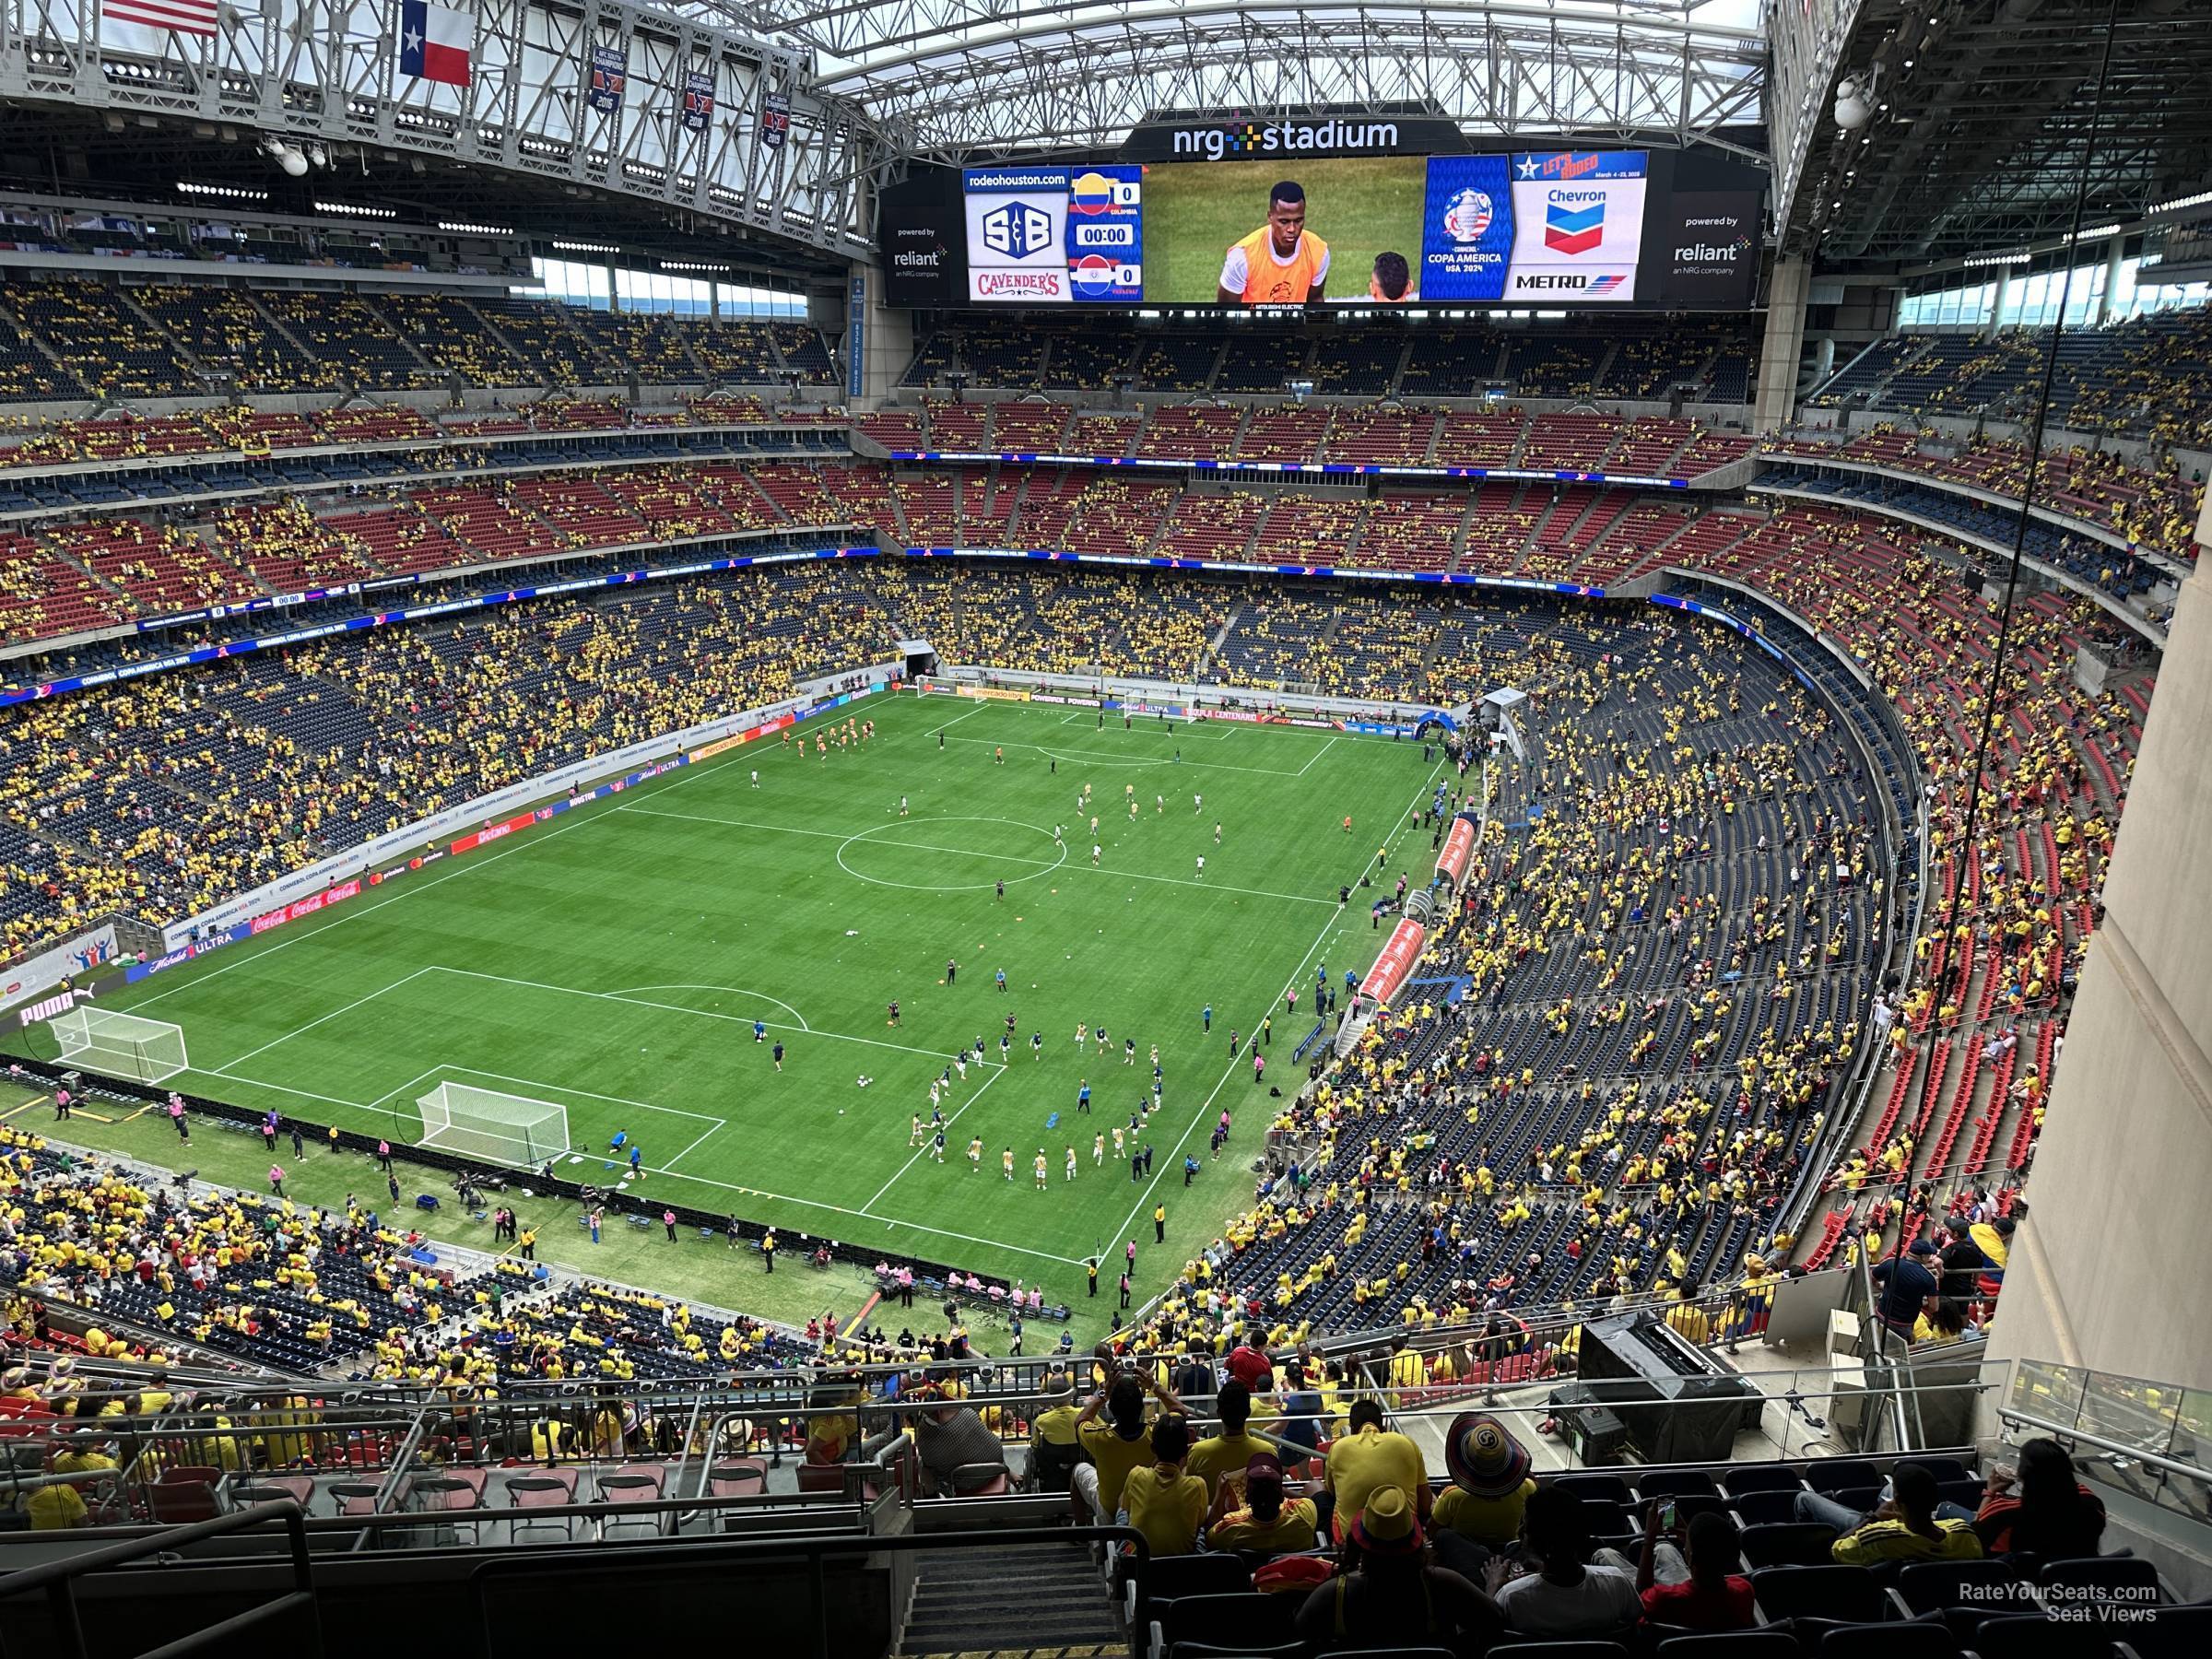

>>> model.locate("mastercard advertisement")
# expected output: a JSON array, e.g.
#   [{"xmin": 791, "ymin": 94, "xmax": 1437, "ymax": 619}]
[{"xmin": 961, "ymin": 164, "xmax": 1144, "ymax": 304}]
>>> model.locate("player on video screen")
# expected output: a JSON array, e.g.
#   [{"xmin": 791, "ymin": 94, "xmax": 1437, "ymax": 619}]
[
  {"xmin": 1369, "ymin": 252, "xmax": 1414, "ymax": 303},
  {"xmin": 1218, "ymin": 181, "xmax": 1330, "ymax": 305}
]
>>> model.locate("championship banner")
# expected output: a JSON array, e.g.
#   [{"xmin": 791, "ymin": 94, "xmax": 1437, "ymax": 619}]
[
  {"xmin": 1359, "ymin": 917, "xmax": 1428, "ymax": 1006},
  {"xmin": 759, "ymin": 89, "xmax": 791, "ymax": 149},
  {"xmin": 586, "ymin": 44, "xmax": 628, "ymax": 116},
  {"xmin": 680, "ymin": 70, "xmax": 715, "ymax": 135}
]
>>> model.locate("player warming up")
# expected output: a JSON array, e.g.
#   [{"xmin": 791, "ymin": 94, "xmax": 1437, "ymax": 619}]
[{"xmin": 1218, "ymin": 181, "xmax": 1329, "ymax": 305}]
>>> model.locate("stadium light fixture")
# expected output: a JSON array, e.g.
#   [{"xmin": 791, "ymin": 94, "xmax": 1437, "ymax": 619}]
[
  {"xmin": 554, "ymin": 239, "xmax": 618, "ymax": 254},
  {"xmin": 2148, "ymin": 188, "xmax": 2212, "ymax": 216},
  {"xmin": 315, "ymin": 200, "xmax": 398, "ymax": 219},
  {"xmin": 1833, "ymin": 78, "xmax": 1872, "ymax": 130},
  {"xmin": 441, "ymin": 219, "xmax": 514, "ymax": 235},
  {"xmin": 261, "ymin": 136, "xmax": 309, "ymax": 178},
  {"xmin": 177, "ymin": 180, "xmax": 268, "ymax": 202}
]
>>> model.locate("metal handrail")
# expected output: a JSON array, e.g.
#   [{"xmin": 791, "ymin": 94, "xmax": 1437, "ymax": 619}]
[
  {"xmin": 0, "ymin": 1497, "xmax": 319, "ymax": 1659},
  {"xmin": 467, "ymin": 1524, "xmax": 1148, "ymax": 1659},
  {"xmin": 1854, "ymin": 1245, "xmax": 1925, "ymax": 1452},
  {"xmin": 1994, "ymin": 1406, "xmax": 2212, "ymax": 1488}
]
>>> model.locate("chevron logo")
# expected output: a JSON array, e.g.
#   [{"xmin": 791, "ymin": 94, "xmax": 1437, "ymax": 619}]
[{"xmin": 1545, "ymin": 200, "xmax": 1605, "ymax": 255}]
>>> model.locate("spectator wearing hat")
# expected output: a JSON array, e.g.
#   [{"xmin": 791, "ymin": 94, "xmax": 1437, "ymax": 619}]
[
  {"xmin": 1293, "ymin": 1485, "xmax": 1501, "ymax": 1655},
  {"xmin": 1485, "ymin": 1486, "xmax": 1642, "ymax": 1637},
  {"xmin": 1320, "ymin": 1396, "xmax": 1428, "ymax": 1545},
  {"xmin": 1430, "ymin": 1411, "xmax": 1536, "ymax": 1577},
  {"xmin": 1121, "ymin": 1413, "xmax": 1207, "ymax": 1559},
  {"xmin": 1870, "ymin": 1240, "xmax": 1942, "ymax": 1339},
  {"xmin": 1637, "ymin": 1506, "xmax": 1755, "ymax": 1630},
  {"xmin": 1205, "ymin": 1453, "xmax": 1319, "ymax": 1556}
]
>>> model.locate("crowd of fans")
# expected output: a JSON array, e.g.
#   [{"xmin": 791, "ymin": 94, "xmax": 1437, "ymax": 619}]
[
  {"xmin": 0, "ymin": 1118, "xmax": 485, "ymax": 1372},
  {"xmin": 1763, "ymin": 422, "xmax": 2203, "ymax": 568},
  {"xmin": 0, "ymin": 563, "xmax": 901, "ymax": 953},
  {"xmin": 1810, "ymin": 305, "xmax": 2212, "ymax": 448},
  {"xmin": 0, "ymin": 277, "xmax": 836, "ymax": 402}
]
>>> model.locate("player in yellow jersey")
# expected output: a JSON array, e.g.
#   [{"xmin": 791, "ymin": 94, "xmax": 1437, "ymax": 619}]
[{"xmin": 1218, "ymin": 181, "xmax": 1329, "ymax": 306}]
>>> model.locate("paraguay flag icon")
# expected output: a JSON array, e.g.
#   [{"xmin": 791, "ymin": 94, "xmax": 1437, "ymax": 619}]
[{"xmin": 1545, "ymin": 199, "xmax": 1606, "ymax": 255}]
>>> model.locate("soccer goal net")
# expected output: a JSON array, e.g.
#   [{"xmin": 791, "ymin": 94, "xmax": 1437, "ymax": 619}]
[
  {"xmin": 417, "ymin": 1082, "xmax": 571, "ymax": 1167},
  {"xmin": 50, "ymin": 1007, "xmax": 189, "ymax": 1085}
]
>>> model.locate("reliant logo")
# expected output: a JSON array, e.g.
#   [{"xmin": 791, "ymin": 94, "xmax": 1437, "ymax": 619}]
[
  {"xmin": 1171, "ymin": 118, "xmax": 1400, "ymax": 161},
  {"xmin": 1674, "ymin": 241, "xmax": 1746, "ymax": 263},
  {"xmin": 892, "ymin": 249, "xmax": 941, "ymax": 268}
]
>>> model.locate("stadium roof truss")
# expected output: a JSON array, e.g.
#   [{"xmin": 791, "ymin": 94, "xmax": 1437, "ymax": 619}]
[
  {"xmin": 1782, "ymin": 0, "xmax": 2212, "ymax": 263},
  {"xmin": 0, "ymin": 0, "xmax": 885, "ymax": 257},
  {"xmin": 677, "ymin": 0, "xmax": 1771, "ymax": 164}
]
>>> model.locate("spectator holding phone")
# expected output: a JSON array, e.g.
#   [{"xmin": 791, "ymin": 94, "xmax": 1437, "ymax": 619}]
[{"xmin": 1637, "ymin": 1506, "xmax": 1755, "ymax": 1630}]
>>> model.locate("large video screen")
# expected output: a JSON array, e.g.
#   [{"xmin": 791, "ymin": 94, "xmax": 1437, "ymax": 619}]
[{"xmin": 958, "ymin": 149, "xmax": 1759, "ymax": 309}]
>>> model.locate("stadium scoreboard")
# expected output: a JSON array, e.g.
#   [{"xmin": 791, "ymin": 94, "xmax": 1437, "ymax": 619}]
[
  {"xmin": 882, "ymin": 142, "xmax": 1762, "ymax": 312},
  {"xmin": 964, "ymin": 165, "xmax": 1145, "ymax": 304}
]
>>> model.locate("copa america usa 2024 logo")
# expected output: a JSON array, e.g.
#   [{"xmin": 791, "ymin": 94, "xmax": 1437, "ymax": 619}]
[{"xmin": 1444, "ymin": 190, "xmax": 1493, "ymax": 242}]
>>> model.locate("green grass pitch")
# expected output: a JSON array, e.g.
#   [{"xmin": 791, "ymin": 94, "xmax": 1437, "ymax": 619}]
[
  {"xmin": 1141, "ymin": 155, "xmax": 1427, "ymax": 304},
  {"xmin": 41, "ymin": 693, "xmax": 1451, "ymax": 1305}
]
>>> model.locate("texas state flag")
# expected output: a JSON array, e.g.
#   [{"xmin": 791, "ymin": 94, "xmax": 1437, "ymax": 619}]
[{"xmin": 399, "ymin": 0, "xmax": 473, "ymax": 87}]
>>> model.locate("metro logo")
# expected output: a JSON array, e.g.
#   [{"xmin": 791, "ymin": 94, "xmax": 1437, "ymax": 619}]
[{"xmin": 1545, "ymin": 200, "xmax": 1606, "ymax": 255}]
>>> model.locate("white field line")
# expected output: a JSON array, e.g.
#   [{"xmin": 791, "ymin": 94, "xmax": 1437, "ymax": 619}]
[
  {"xmin": 1100, "ymin": 754, "xmax": 1451, "ymax": 1257},
  {"xmin": 206, "ymin": 965, "xmax": 440, "ymax": 1075},
  {"xmin": 857, "ymin": 1059, "xmax": 1007, "ymax": 1214},
  {"xmin": 426, "ymin": 965, "xmax": 1010, "ymax": 1069},
  {"xmin": 616, "ymin": 804, "xmax": 1332, "ymax": 907}
]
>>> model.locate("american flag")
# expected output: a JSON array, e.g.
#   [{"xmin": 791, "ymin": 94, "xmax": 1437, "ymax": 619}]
[{"xmin": 101, "ymin": 0, "xmax": 219, "ymax": 35}]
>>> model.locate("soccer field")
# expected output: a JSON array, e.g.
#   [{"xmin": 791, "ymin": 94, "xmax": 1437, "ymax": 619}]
[{"xmin": 40, "ymin": 692, "xmax": 1452, "ymax": 1301}]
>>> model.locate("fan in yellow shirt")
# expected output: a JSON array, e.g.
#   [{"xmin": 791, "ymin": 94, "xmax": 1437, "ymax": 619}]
[
  {"xmin": 1323, "ymin": 1398, "xmax": 1428, "ymax": 1544},
  {"xmin": 1184, "ymin": 1380, "xmax": 1273, "ymax": 1499},
  {"xmin": 1206, "ymin": 1453, "xmax": 1321, "ymax": 1555},
  {"xmin": 1121, "ymin": 1415, "xmax": 1207, "ymax": 1559}
]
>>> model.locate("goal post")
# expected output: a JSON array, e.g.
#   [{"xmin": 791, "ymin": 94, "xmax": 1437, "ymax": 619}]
[
  {"xmin": 417, "ymin": 1081, "xmax": 571, "ymax": 1167},
  {"xmin": 50, "ymin": 1007, "xmax": 189, "ymax": 1085}
]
